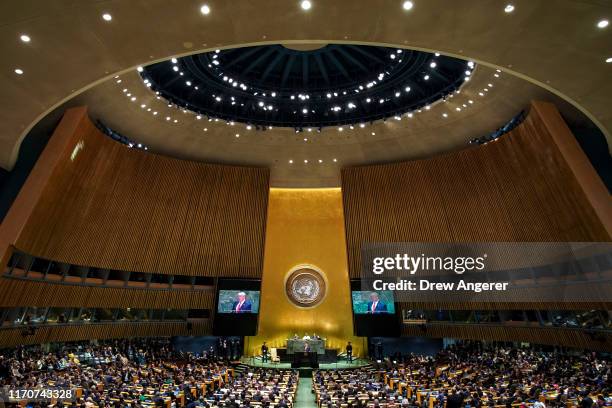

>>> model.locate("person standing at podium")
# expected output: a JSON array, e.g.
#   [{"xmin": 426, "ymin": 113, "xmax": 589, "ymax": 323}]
[
  {"xmin": 367, "ymin": 292, "xmax": 387, "ymax": 314},
  {"xmin": 346, "ymin": 341, "xmax": 353, "ymax": 363},
  {"xmin": 261, "ymin": 342, "xmax": 269, "ymax": 363},
  {"xmin": 231, "ymin": 292, "xmax": 252, "ymax": 313}
]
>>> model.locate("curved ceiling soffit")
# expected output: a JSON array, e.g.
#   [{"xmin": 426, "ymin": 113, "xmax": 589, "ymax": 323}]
[{"xmin": 9, "ymin": 39, "xmax": 610, "ymax": 171}]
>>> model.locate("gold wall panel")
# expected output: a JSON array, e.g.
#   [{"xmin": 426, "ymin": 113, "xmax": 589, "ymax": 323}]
[{"xmin": 246, "ymin": 188, "xmax": 364, "ymax": 357}]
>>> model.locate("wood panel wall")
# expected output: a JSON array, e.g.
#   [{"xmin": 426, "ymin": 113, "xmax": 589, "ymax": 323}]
[
  {"xmin": 0, "ymin": 277, "xmax": 215, "ymax": 309},
  {"xmin": 402, "ymin": 323, "xmax": 612, "ymax": 352},
  {"xmin": 14, "ymin": 108, "xmax": 269, "ymax": 278},
  {"xmin": 0, "ymin": 321, "xmax": 212, "ymax": 348},
  {"xmin": 342, "ymin": 102, "xmax": 610, "ymax": 279}
]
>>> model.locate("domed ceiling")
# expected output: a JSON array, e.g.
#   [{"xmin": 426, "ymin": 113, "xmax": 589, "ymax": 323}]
[{"xmin": 141, "ymin": 44, "xmax": 472, "ymax": 129}]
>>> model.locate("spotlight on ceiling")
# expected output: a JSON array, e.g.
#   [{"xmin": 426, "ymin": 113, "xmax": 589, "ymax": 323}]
[
  {"xmin": 200, "ymin": 4, "xmax": 211, "ymax": 15},
  {"xmin": 504, "ymin": 4, "xmax": 514, "ymax": 13},
  {"xmin": 102, "ymin": 13, "xmax": 112, "ymax": 21},
  {"xmin": 301, "ymin": 0, "xmax": 312, "ymax": 10},
  {"xmin": 606, "ymin": 57, "xmax": 612, "ymax": 63},
  {"xmin": 14, "ymin": 68, "xmax": 23, "ymax": 75},
  {"xmin": 402, "ymin": 1, "xmax": 414, "ymax": 11},
  {"xmin": 597, "ymin": 19, "xmax": 609, "ymax": 29},
  {"xmin": 20, "ymin": 34, "xmax": 31, "ymax": 43}
]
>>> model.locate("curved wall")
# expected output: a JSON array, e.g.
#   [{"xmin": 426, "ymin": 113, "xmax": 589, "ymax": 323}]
[
  {"xmin": 342, "ymin": 101, "xmax": 611, "ymax": 279},
  {"xmin": 13, "ymin": 108, "xmax": 269, "ymax": 277}
]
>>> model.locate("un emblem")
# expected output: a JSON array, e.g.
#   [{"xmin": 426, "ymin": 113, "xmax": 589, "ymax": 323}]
[{"xmin": 285, "ymin": 266, "xmax": 327, "ymax": 308}]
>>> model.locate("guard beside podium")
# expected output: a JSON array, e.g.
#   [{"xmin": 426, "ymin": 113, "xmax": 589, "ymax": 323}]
[
  {"xmin": 261, "ymin": 342, "xmax": 269, "ymax": 363},
  {"xmin": 346, "ymin": 341, "xmax": 353, "ymax": 363}
]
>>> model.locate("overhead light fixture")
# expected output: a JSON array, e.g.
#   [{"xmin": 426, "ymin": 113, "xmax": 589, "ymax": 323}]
[
  {"xmin": 20, "ymin": 34, "xmax": 31, "ymax": 43},
  {"xmin": 289, "ymin": 160, "xmax": 293, "ymax": 164},
  {"xmin": 301, "ymin": 0, "xmax": 312, "ymax": 10},
  {"xmin": 137, "ymin": 66, "xmax": 143, "ymax": 72},
  {"xmin": 442, "ymin": 113, "xmax": 448, "ymax": 118},
  {"xmin": 430, "ymin": 61, "xmax": 437, "ymax": 68},
  {"xmin": 606, "ymin": 57, "xmax": 612, "ymax": 63},
  {"xmin": 402, "ymin": 1, "xmax": 414, "ymax": 11},
  {"xmin": 504, "ymin": 4, "xmax": 514, "ymax": 13},
  {"xmin": 200, "ymin": 4, "xmax": 211, "ymax": 15},
  {"xmin": 597, "ymin": 19, "xmax": 609, "ymax": 28},
  {"xmin": 14, "ymin": 68, "xmax": 23, "ymax": 75},
  {"xmin": 102, "ymin": 13, "xmax": 112, "ymax": 21}
]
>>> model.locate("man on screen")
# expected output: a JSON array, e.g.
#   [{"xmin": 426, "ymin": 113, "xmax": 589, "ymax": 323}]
[
  {"xmin": 366, "ymin": 292, "xmax": 387, "ymax": 314},
  {"xmin": 231, "ymin": 292, "xmax": 252, "ymax": 313}
]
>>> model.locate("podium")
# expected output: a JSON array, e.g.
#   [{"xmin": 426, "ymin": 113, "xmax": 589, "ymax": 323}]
[{"xmin": 291, "ymin": 351, "xmax": 319, "ymax": 368}]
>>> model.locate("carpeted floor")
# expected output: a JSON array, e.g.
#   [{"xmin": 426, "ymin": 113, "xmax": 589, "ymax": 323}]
[{"xmin": 294, "ymin": 376, "xmax": 317, "ymax": 408}]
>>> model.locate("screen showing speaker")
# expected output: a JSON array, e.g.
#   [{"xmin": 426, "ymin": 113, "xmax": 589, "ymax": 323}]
[
  {"xmin": 351, "ymin": 290, "xmax": 396, "ymax": 314},
  {"xmin": 351, "ymin": 281, "xmax": 400, "ymax": 336},
  {"xmin": 217, "ymin": 290, "xmax": 261, "ymax": 314},
  {"xmin": 213, "ymin": 279, "xmax": 261, "ymax": 336}
]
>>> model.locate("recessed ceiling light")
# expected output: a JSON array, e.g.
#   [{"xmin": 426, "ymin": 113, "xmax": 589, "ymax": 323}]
[
  {"xmin": 14, "ymin": 68, "xmax": 23, "ymax": 75},
  {"xmin": 430, "ymin": 61, "xmax": 437, "ymax": 68},
  {"xmin": 20, "ymin": 34, "xmax": 31, "ymax": 43},
  {"xmin": 289, "ymin": 160, "xmax": 293, "ymax": 164},
  {"xmin": 371, "ymin": 132, "xmax": 376, "ymax": 136},
  {"xmin": 200, "ymin": 4, "xmax": 211, "ymax": 15},
  {"xmin": 304, "ymin": 159, "xmax": 308, "ymax": 163},
  {"xmin": 402, "ymin": 1, "xmax": 414, "ymax": 11},
  {"xmin": 597, "ymin": 19, "xmax": 609, "ymax": 28},
  {"xmin": 606, "ymin": 57, "xmax": 612, "ymax": 63},
  {"xmin": 333, "ymin": 158, "xmax": 338, "ymax": 162},
  {"xmin": 504, "ymin": 4, "xmax": 514, "ymax": 13},
  {"xmin": 235, "ymin": 134, "xmax": 240, "ymax": 138},
  {"xmin": 102, "ymin": 13, "xmax": 112, "ymax": 21},
  {"xmin": 137, "ymin": 66, "xmax": 143, "ymax": 72},
  {"xmin": 318, "ymin": 159, "xmax": 322, "ymax": 163},
  {"xmin": 442, "ymin": 113, "xmax": 448, "ymax": 118},
  {"xmin": 301, "ymin": 0, "xmax": 312, "ymax": 10},
  {"xmin": 203, "ymin": 128, "xmax": 208, "ymax": 131}
]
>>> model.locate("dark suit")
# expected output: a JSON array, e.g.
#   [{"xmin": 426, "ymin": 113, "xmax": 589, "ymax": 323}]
[
  {"xmin": 346, "ymin": 344, "xmax": 353, "ymax": 362},
  {"xmin": 366, "ymin": 301, "xmax": 387, "ymax": 313},
  {"xmin": 231, "ymin": 300, "xmax": 252, "ymax": 313}
]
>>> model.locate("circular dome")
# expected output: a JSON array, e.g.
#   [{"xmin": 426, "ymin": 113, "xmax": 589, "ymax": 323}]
[{"xmin": 140, "ymin": 44, "xmax": 473, "ymax": 129}]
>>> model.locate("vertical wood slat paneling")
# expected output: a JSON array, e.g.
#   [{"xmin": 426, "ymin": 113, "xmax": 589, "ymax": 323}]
[
  {"xmin": 341, "ymin": 104, "xmax": 611, "ymax": 278},
  {"xmin": 14, "ymin": 109, "xmax": 269, "ymax": 278},
  {"xmin": 0, "ymin": 278, "xmax": 215, "ymax": 309},
  {"xmin": 401, "ymin": 324, "xmax": 611, "ymax": 352}
]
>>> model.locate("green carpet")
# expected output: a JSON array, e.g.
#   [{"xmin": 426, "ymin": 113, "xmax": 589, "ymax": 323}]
[{"xmin": 294, "ymin": 376, "xmax": 317, "ymax": 408}]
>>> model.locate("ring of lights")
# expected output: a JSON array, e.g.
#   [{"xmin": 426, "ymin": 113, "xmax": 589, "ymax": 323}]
[{"xmin": 140, "ymin": 44, "xmax": 474, "ymax": 130}]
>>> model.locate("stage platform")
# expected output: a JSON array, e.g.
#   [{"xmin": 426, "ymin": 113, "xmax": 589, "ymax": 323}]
[{"xmin": 239, "ymin": 357, "xmax": 370, "ymax": 370}]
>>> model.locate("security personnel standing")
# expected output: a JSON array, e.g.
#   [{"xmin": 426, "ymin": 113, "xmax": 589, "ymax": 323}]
[
  {"xmin": 346, "ymin": 341, "xmax": 353, "ymax": 363},
  {"xmin": 261, "ymin": 342, "xmax": 269, "ymax": 363}
]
